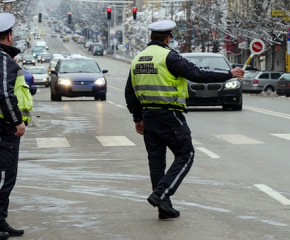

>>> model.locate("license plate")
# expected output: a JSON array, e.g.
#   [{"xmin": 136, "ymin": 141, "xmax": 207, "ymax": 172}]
[{"xmin": 72, "ymin": 86, "xmax": 92, "ymax": 92}]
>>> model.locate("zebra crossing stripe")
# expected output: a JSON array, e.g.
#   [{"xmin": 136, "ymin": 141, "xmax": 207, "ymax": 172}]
[
  {"xmin": 255, "ymin": 184, "xmax": 290, "ymax": 205},
  {"xmin": 215, "ymin": 134, "xmax": 264, "ymax": 144},
  {"xmin": 196, "ymin": 147, "xmax": 220, "ymax": 159},
  {"xmin": 271, "ymin": 134, "xmax": 290, "ymax": 141},
  {"xmin": 36, "ymin": 137, "xmax": 70, "ymax": 148},
  {"xmin": 96, "ymin": 136, "xmax": 135, "ymax": 146}
]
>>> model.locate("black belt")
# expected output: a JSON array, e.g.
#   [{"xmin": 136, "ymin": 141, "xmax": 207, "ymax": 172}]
[{"xmin": 142, "ymin": 103, "xmax": 186, "ymax": 112}]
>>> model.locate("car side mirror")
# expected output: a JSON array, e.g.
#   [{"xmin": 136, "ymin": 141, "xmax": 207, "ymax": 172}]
[{"xmin": 102, "ymin": 70, "xmax": 108, "ymax": 74}]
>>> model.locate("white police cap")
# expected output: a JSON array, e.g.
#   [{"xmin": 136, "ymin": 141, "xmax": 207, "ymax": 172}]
[
  {"xmin": 148, "ymin": 20, "xmax": 176, "ymax": 34},
  {"xmin": 0, "ymin": 13, "xmax": 15, "ymax": 33}
]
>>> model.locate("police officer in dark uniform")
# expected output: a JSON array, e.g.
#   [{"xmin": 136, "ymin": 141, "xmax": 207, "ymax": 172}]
[
  {"xmin": 0, "ymin": 13, "xmax": 27, "ymax": 238},
  {"xmin": 125, "ymin": 20, "xmax": 244, "ymax": 219}
]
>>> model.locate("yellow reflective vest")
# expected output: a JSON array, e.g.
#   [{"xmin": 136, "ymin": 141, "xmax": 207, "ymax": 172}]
[
  {"xmin": 131, "ymin": 45, "xmax": 188, "ymax": 111},
  {"xmin": 0, "ymin": 69, "xmax": 33, "ymax": 124}
]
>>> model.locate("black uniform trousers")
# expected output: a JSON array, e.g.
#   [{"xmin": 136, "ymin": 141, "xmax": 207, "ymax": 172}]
[
  {"xmin": 0, "ymin": 121, "xmax": 20, "ymax": 228},
  {"xmin": 143, "ymin": 109, "xmax": 194, "ymax": 205}
]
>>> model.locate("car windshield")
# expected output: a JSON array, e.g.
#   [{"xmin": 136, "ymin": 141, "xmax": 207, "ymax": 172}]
[
  {"xmin": 59, "ymin": 60, "xmax": 101, "ymax": 73},
  {"xmin": 28, "ymin": 68, "xmax": 47, "ymax": 74},
  {"xmin": 185, "ymin": 56, "xmax": 231, "ymax": 70}
]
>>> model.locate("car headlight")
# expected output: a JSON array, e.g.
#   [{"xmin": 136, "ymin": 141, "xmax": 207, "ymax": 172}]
[
  {"xmin": 43, "ymin": 78, "xmax": 48, "ymax": 82},
  {"xmin": 33, "ymin": 54, "xmax": 36, "ymax": 57},
  {"xmin": 32, "ymin": 60, "xmax": 35, "ymax": 63},
  {"xmin": 225, "ymin": 80, "xmax": 241, "ymax": 89},
  {"xmin": 95, "ymin": 77, "xmax": 106, "ymax": 85},
  {"xmin": 58, "ymin": 78, "xmax": 71, "ymax": 86}
]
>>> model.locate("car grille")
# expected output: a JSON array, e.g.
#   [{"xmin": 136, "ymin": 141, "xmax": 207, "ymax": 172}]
[
  {"xmin": 190, "ymin": 83, "xmax": 222, "ymax": 91},
  {"xmin": 74, "ymin": 81, "xmax": 94, "ymax": 85}
]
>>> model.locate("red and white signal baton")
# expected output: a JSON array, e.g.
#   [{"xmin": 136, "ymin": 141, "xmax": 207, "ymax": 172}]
[{"xmin": 242, "ymin": 39, "xmax": 265, "ymax": 70}]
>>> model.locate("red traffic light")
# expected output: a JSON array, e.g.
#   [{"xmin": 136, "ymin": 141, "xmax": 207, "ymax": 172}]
[
  {"xmin": 132, "ymin": 7, "xmax": 137, "ymax": 20},
  {"xmin": 107, "ymin": 7, "xmax": 111, "ymax": 13}
]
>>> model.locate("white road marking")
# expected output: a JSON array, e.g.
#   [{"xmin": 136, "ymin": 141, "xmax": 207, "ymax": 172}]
[
  {"xmin": 96, "ymin": 136, "xmax": 136, "ymax": 146},
  {"xmin": 192, "ymin": 139, "xmax": 201, "ymax": 145},
  {"xmin": 244, "ymin": 106, "xmax": 290, "ymax": 120},
  {"xmin": 36, "ymin": 137, "xmax": 70, "ymax": 148},
  {"xmin": 196, "ymin": 147, "xmax": 220, "ymax": 158},
  {"xmin": 116, "ymin": 104, "xmax": 126, "ymax": 108},
  {"xmin": 216, "ymin": 134, "xmax": 264, "ymax": 144},
  {"xmin": 271, "ymin": 133, "xmax": 290, "ymax": 141},
  {"xmin": 106, "ymin": 100, "xmax": 115, "ymax": 104},
  {"xmin": 254, "ymin": 184, "xmax": 290, "ymax": 205}
]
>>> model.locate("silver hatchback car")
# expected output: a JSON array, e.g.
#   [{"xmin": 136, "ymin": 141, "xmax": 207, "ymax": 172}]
[{"xmin": 242, "ymin": 71, "xmax": 283, "ymax": 93}]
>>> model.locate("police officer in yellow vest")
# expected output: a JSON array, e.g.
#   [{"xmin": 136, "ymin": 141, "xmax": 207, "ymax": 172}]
[
  {"xmin": 0, "ymin": 13, "xmax": 33, "ymax": 238},
  {"xmin": 125, "ymin": 20, "xmax": 244, "ymax": 220}
]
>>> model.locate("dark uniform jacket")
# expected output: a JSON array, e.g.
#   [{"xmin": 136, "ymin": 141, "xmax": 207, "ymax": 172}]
[
  {"xmin": 0, "ymin": 43, "xmax": 22, "ymax": 126},
  {"xmin": 125, "ymin": 40, "xmax": 233, "ymax": 123}
]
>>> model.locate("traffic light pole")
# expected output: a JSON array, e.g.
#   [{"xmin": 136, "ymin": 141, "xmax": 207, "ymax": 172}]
[{"xmin": 108, "ymin": 20, "xmax": 110, "ymax": 53}]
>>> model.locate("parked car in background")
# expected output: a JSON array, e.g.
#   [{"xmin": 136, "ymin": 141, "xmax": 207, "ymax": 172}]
[
  {"xmin": 22, "ymin": 68, "xmax": 37, "ymax": 95},
  {"xmin": 84, "ymin": 41, "xmax": 93, "ymax": 48},
  {"xmin": 22, "ymin": 54, "xmax": 36, "ymax": 66},
  {"xmin": 276, "ymin": 73, "xmax": 290, "ymax": 97},
  {"xmin": 92, "ymin": 45, "xmax": 104, "ymax": 56},
  {"xmin": 50, "ymin": 55, "xmax": 108, "ymax": 101},
  {"xmin": 27, "ymin": 66, "xmax": 50, "ymax": 87},
  {"xmin": 77, "ymin": 36, "xmax": 85, "ymax": 44},
  {"xmin": 88, "ymin": 43, "xmax": 101, "ymax": 53},
  {"xmin": 181, "ymin": 52, "xmax": 243, "ymax": 110},
  {"xmin": 242, "ymin": 71, "xmax": 283, "ymax": 94}
]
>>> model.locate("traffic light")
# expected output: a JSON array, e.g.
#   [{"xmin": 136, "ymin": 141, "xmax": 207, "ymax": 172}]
[
  {"xmin": 67, "ymin": 12, "xmax": 72, "ymax": 24},
  {"xmin": 212, "ymin": 41, "xmax": 221, "ymax": 53},
  {"xmin": 38, "ymin": 13, "xmax": 42, "ymax": 23},
  {"xmin": 107, "ymin": 7, "xmax": 111, "ymax": 20},
  {"xmin": 132, "ymin": 7, "xmax": 137, "ymax": 20}
]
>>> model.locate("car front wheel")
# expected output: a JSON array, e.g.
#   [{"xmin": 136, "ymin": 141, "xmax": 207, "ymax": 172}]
[{"xmin": 100, "ymin": 94, "xmax": 106, "ymax": 101}]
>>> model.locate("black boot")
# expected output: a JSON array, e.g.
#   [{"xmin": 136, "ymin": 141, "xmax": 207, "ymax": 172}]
[
  {"xmin": 0, "ymin": 226, "xmax": 24, "ymax": 237},
  {"xmin": 0, "ymin": 232, "xmax": 9, "ymax": 240}
]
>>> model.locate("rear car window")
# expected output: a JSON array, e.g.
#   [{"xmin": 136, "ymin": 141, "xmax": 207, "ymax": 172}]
[
  {"xmin": 258, "ymin": 73, "xmax": 269, "ymax": 79},
  {"xmin": 271, "ymin": 73, "xmax": 282, "ymax": 79}
]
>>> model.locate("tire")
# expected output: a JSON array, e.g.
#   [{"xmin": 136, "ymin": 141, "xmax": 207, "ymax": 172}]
[
  {"xmin": 100, "ymin": 94, "xmax": 106, "ymax": 101},
  {"xmin": 264, "ymin": 86, "xmax": 274, "ymax": 94},
  {"xmin": 55, "ymin": 93, "xmax": 62, "ymax": 101},
  {"xmin": 94, "ymin": 95, "xmax": 100, "ymax": 100},
  {"xmin": 45, "ymin": 83, "xmax": 49, "ymax": 88}
]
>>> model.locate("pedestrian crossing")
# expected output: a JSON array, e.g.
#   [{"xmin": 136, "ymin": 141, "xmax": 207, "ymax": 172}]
[{"xmin": 20, "ymin": 133, "xmax": 290, "ymax": 158}]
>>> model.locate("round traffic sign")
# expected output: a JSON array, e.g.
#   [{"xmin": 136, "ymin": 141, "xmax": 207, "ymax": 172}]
[{"xmin": 249, "ymin": 39, "xmax": 265, "ymax": 55}]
